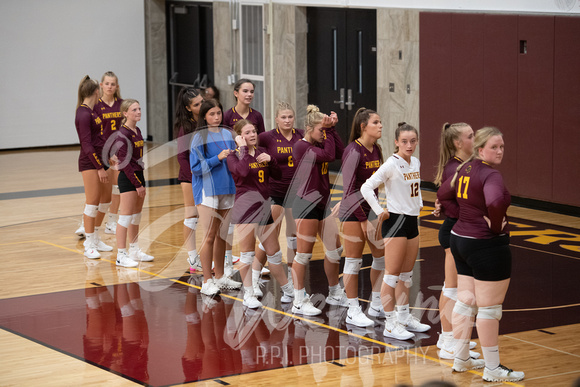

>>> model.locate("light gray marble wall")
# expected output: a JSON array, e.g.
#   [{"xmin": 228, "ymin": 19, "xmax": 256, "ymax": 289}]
[
  {"xmin": 213, "ymin": 2, "xmax": 237, "ymax": 113},
  {"xmin": 376, "ymin": 9, "xmax": 420, "ymax": 158},
  {"xmin": 144, "ymin": 0, "xmax": 168, "ymax": 143}
]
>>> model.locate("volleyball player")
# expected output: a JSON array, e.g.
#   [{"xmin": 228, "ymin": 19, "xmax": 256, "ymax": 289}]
[
  {"xmin": 361, "ymin": 122, "xmax": 431, "ymax": 340},
  {"xmin": 227, "ymin": 120, "xmax": 295, "ymax": 308},
  {"xmin": 74, "ymin": 75, "xmax": 112, "ymax": 259},
  {"xmin": 114, "ymin": 99, "xmax": 154, "ymax": 267},
  {"xmin": 290, "ymin": 105, "xmax": 346, "ymax": 316},
  {"xmin": 222, "ymin": 79, "xmax": 265, "ymax": 134},
  {"xmin": 339, "ymin": 108, "xmax": 384, "ymax": 327},
  {"xmin": 203, "ymin": 85, "xmax": 220, "ymax": 102},
  {"xmin": 174, "ymin": 87, "xmax": 204, "ymax": 272},
  {"xmin": 96, "ymin": 71, "xmax": 124, "ymax": 235},
  {"xmin": 252, "ymin": 102, "xmax": 303, "ymax": 297},
  {"xmin": 190, "ymin": 99, "xmax": 241, "ymax": 296},
  {"xmin": 438, "ymin": 127, "xmax": 524, "ymax": 382},
  {"xmin": 432, "ymin": 122, "xmax": 479, "ymax": 359}
]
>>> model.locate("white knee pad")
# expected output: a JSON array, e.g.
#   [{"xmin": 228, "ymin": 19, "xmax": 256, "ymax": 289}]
[
  {"xmin": 286, "ymin": 236, "xmax": 297, "ymax": 250},
  {"xmin": 228, "ymin": 222, "xmax": 235, "ymax": 235},
  {"xmin": 118, "ymin": 215, "xmax": 132, "ymax": 228},
  {"xmin": 131, "ymin": 213, "xmax": 142, "ymax": 225},
  {"xmin": 112, "ymin": 185, "xmax": 120, "ymax": 195},
  {"xmin": 343, "ymin": 257, "xmax": 362, "ymax": 275},
  {"xmin": 240, "ymin": 251, "xmax": 255, "ymax": 265},
  {"xmin": 258, "ymin": 243, "xmax": 266, "ymax": 252},
  {"xmin": 184, "ymin": 217, "xmax": 198, "ymax": 231},
  {"xmin": 383, "ymin": 274, "xmax": 399, "ymax": 289},
  {"xmin": 477, "ymin": 305, "xmax": 502, "ymax": 321},
  {"xmin": 442, "ymin": 284, "xmax": 458, "ymax": 301},
  {"xmin": 399, "ymin": 271, "xmax": 413, "ymax": 288},
  {"xmin": 453, "ymin": 300, "xmax": 478, "ymax": 318},
  {"xmin": 98, "ymin": 202, "xmax": 111, "ymax": 214},
  {"xmin": 325, "ymin": 247, "xmax": 342, "ymax": 264},
  {"xmin": 294, "ymin": 252, "xmax": 312, "ymax": 266},
  {"xmin": 267, "ymin": 250, "xmax": 283, "ymax": 265},
  {"xmin": 371, "ymin": 256, "xmax": 385, "ymax": 271},
  {"xmin": 84, "ymin": 204, "xmax": 99, "ymax": 218},
  {"xmin": 120, "ymin": 304, "xmax": 135, "ymax": 318}
]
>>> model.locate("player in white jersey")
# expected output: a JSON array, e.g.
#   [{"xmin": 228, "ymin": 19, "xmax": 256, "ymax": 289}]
[{"xmin": 361, "ymin": 122, "xmax": 431, "ymax": 341}]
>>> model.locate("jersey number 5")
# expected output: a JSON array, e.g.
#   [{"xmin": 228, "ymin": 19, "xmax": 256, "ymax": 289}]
[
  {"xmin": 410, "ymin": 182, "xmax": 419, "ymax": 197},
  {"xmin": 456, "ymin": 176, "xmax": 470, "ymax": 199}
]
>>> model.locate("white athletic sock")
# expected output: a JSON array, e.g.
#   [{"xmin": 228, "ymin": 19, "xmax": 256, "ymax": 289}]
[
  {"xmin": 252, "ymin": 269, "xmax": 261, "ymax": 286},
  {"xmin": 329, "ymin": 284, "xmax": 341, "ymax": 295},
  {"xmin": 188, "ymin": 249, "xmax": 198, "ymax": 259},
  {"xmin": 455, "ymin": 338, "xmax": 470, "ymax": 361},
  {"xmin": 482, "ymin": 345, "xmax": 500, "ymax": 369},
  {"xmin": 281, "ymin": 282, "xmax": 293, "ymax": 294},
  {"xmin": 244, "ymin": 286, "xmax": 254, "ymax": 297},
  {"xmin": 108, "ymin": 213, "xmax": 117, "ymax": 223},
  {"xmin": 371, "ymin": 291, "xmax": 382, "ymax": 308},
  {"xmin": 294, "ymin": 288, "xmax": 306, "ymax": 303},
  {"xmin": 384, "ymin": 310, "xmax": 395, "ymax": 320},
  {"xmin": 225, "ymin": 250, "xmax": 233, "ymax": 265},
  {"xmin": 396, "ymin": 304, "xmax": 410, "ymax": 322},
  {"xmin": 347, "ymin": 297, "xmax": 359, "ymax": 309}
]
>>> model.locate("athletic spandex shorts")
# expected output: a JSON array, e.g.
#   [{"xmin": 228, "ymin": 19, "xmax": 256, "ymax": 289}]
[
  {"xmin": 438, "ymin": 217, "xmax": 458, "ymax": 249},
  {"xmin": 292, "ymin": 196, "xmax": 331, "ymax": 221},
  {"xmin": 381, "ymin": 213, "xmax": 419, "ymax": 239},
  {"xmin": 450, "ymin": 234, "xmax": 511, "ymax": 281},
  {"xmin": 118, "ymin": 170, "xmax": 145, "ymax": 193}
]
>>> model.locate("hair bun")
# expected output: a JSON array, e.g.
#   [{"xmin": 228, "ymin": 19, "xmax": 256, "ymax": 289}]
[
  {"xmin": 397, "ymin": 121, "xmax": 407, "ymax": 127},
  {"xmin": 306, "ymin": 104, "xmax": 320, "ymax": 114}
]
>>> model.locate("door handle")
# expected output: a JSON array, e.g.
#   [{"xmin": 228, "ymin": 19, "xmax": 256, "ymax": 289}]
[
  {"xmin": 333, "ymin": 88, "xmax": 345, "ymax": 110},
  {"xmin": 345, "ymin": 89, "xmax": 355, "ymax": 111}
]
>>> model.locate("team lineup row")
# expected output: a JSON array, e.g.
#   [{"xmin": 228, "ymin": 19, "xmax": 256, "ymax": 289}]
[{"xmin": 73, "ymin": 73, "xmax": 523, "ymax": 383}]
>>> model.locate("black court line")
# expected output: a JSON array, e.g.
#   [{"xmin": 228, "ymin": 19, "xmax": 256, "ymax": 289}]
[
  {"xmin": 538, "ymin": 330, "xmax": 556, "ymax": 335},
  {"xmin": 0, "ymin": 178, "xmax": 180, "ymax": 201}
]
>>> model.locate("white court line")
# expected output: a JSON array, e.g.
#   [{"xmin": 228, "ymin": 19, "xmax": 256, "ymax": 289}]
[
  {"xmin": 523, "ymin": 369, "xmax": 580, "ymax": 381},
  {"xmin": 504, "ymin": 334, "xmax": 580, "ymax": 358}
]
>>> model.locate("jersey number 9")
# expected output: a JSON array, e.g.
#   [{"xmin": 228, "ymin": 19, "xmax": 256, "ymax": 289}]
[{"xmin": 258, "ymin": 169, "xmax": 265, "ymax": 183}]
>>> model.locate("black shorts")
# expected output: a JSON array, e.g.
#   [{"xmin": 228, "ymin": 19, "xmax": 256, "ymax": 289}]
[
  {"xmin": 292, "ymin": 196, "xmax": 331, "ymax": 221},
  {"xmin": 271, "ymin": 196, "xmax": 289, "ymax": 208},
  {"xmin": 450, "ymin": 234, "xmax": 511, "ymax": 281},
  {"xmin": 118, "ymin": 170, "xmax": 145, "ymax": 193},
  {"xmin": 381, "ymin": 213, "xmax": 419, "ymax": 239},
  {"xmin": 438, "ymin": 217, "xmax": 458, "ymax": 249},
  {"xmin": 232, "ymin": 202, "xmax": 274, "ymax": 225}
]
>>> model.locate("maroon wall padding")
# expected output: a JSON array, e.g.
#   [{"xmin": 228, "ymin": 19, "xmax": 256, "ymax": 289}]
[
  {"xmin": 419, "ymin": 12, "xmax": 452, "ymax": 183},
  {"xmin": 517, "ymin": 16, "xmax": 555, "ymax": 201},
  {"xmin": 483, "ymin": 14, "xmax": 519, "ymax": 194},
  {"xmin": 451, "ymin": 14, "xmax": 485, "ymax": 129},
  {"xmin": 553, "ymin": 16, "xmax": 580, "ymax": 207}
]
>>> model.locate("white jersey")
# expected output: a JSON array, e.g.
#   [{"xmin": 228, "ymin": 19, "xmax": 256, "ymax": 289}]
[{"xmin": 360, "ymin": 154, "xmax": 423, "ymax": 216}]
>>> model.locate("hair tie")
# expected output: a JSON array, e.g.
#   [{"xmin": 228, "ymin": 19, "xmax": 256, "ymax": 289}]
[{"xmin": 444, "ymin": 123, "xmax": 451, "ymax": 130}]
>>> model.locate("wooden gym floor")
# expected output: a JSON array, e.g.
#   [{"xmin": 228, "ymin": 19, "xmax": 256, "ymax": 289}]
[{"xmin": 1, "ymin": 145, "xmax": 579, "ymax": 387}]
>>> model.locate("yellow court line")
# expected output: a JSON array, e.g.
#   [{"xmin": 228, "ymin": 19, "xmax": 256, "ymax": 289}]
[{"xmin": 511, "ymin": 244, "xmax": 580, "ymax": 261}]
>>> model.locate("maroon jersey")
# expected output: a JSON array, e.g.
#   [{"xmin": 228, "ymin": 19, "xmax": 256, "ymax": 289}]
[
  {"xmin": 439, "ymin": 156, "xmax": 463, "ymax": 219},
  {"xmin": 339, "ymin": 140, "xmax": 381, "ymax": 221},
  {"xmin": 438, "ymin": 159, "xmax": 511, "ymax": 238},
  {"xmin": 223, "ymin": 107, "xmax": 266, "ymax": 134},
  {"xmin": 94, "ymin": 97, "xmax": 123, "ymax": 140},
  {"xmin": 258, "ymin": 128, "xmax": 304, "ymax": 198},
  {"xmin": 75, "ymin": 104, "xmax": 104, "ymax": 171},
  {"xmin": 115, "ymin": 125, "xmax": 145, "ymax": 188},
  {"xmin": 227, "ymin": 146, "xmax": 281, "ymax": 223},
  {"xmin": 176, "ymin": 120, "xmax": 196, "ymax": 183},
  {"xmin": 292, "ymin": 128, "xmax": 337, "ymax": 210}
]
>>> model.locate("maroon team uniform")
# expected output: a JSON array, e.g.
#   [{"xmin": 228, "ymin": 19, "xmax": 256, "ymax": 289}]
[
  {"xmin": 437, "ymin": 156, "xmax": 463, "ymax": 248},
  {"xmin": 176, "ymin": 119, "xmax": 197, "ymax": 183},
  {"xmin": 94, "ymin": 97, "xmax": 123, "ymax": 141},
  {"xmin": 115, "ymin": 125, "xmax": 145, "ymax": 189},
  {"xmin": 291, "ymin": 127, "xmax": 344, "ymax": 219},
  {"xmin": 75, "ymin": 104, "xmax": 105, "ymax": 172},
  {"xmin": 438, "ymin": 158, "xmax": 511, "ymax": 238},
  {"xmin": 339, "ymin": 140, "xmax": 381, "ymax": 222},
  {"xmin": 258, "ymin": 128, "xmax": 304, "ymax": 203},
  {"xmin": 223, "ymin": 107, "xmax": 266, "ymax": 134},
  {"xmin": 227, "ymin": 146, "xmax": 281, "ymax": 224}
]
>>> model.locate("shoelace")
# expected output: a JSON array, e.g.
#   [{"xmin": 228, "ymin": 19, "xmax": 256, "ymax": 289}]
[{"xmin": 498, "ymin": 364, "xmax": 514, "ymax": 373}]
